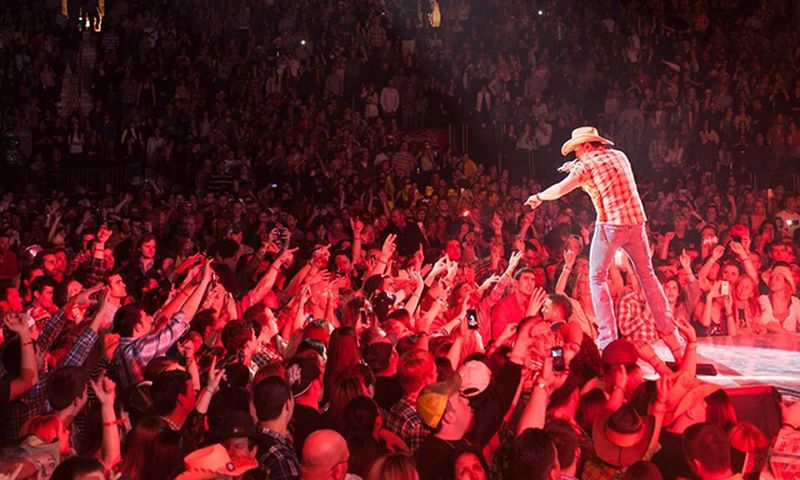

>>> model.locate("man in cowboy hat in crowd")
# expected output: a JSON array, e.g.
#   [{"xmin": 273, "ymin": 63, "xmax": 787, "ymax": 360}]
[{"xmin": 525, "ymin": 126, "xmax": 677, "ymax": 348}]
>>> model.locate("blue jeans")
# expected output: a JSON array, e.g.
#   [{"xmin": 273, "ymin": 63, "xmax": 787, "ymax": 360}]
[{"xmin": 589, "ymin": 223, "xmax": 674, "ymax": 343}]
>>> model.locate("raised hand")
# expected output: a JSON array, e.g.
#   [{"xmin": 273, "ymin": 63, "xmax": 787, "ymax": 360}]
[
  {"xmin": 563, "ymin": 249, "xmax": 577, "ymax": 269},
  {"xmin": 527, "ymin": 287, "xmax": 548, "ymax": 317},
  {"xmin": 3, "ymin": 311, "xmax": 31, "ymax": 339},
  {"xmin": 409, "ymin": 270, "xmax": 424, "ymax": 289},
  {"xmin": 655, "ymin": 374, "xmax": 672, "ymax": 405},
  {"xmin": 729, "ymin": 241, "xmax": 748, "ymax": 260},
  {"xmin": 350, "ymin": 217, "xmax": 364, "ymax": 237},
  {"xmin": 89, "ymin": 375, "xmax": 117, "ymax": 406},
  {"xmin": 431, "ymin": 256, "xmax": 449, "ymax": 277},
  {"xmin": 479, "ymin": 274, "xmax": 501, "ymax": 292},
  {"xmin": 711, "ymin": 244, "xmax": 725, "ymax": 260},
  {"xmin": 675, "ymin": 316, "xmax": 697, "ymax": 343},
  {"xmin": 504, "ymin": 250, "xmax": 524, "ymax": 276},
  {"xmin": 491, "ymin": 213, "xmax": 503, "ymax": 233},
  {"xmin": 73, "ymin": 283, "xmax": 105, "ymax": 306},
  {"xmin": 380, "ymin": 234, "xmax": 397, "ymax": 260},
  {"xmin": 679, "ymin": 249, "xmax": 692, "ymax": 271},
  {"xmin": 275, "ymin": 247, "xmax": 298, "ymax": 268},
  {"xmin": 524, "ymin": 194, "xmax": 543, "ymax": 210},
  {"xmin": 206, "ymin": 356, "xmax": 226, "ymax": 392},
  {"xmin": 611, "ymin": 363, "xmax": 628, "ymax": 391}
]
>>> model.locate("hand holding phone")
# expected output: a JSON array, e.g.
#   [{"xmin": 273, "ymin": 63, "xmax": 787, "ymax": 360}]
[
  {"xmin": 551, "ymin": 346, "xmax": 565, "ymax": 372},
  {"xmin": 466, "ymin": 309, "xmax": 479, "ymax": 330}
]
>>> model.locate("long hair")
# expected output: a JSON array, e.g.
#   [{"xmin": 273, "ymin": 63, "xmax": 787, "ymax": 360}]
[
  {"xmin": 706, "ymin": 389, "xmax": 738, "ymax": 432},
  {"xmin": 325, "ymin": 374, "xmax": 367, "ymax": 432},
  {"xmin": 323, "ymin": 327, "xmax": 362, "ymax": 402},
  {"xmin": 138, "ymin": 429, "xmax": 184, "ymax": 480},
  {"xmin": 118, "ymin": 417, "xmax": 169, "ymax": 480}
]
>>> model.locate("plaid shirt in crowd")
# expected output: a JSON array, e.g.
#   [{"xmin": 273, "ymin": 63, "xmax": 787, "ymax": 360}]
[
  {"xmin": 253, "ymin": 427, "xmax": 299, "ymax": 480},
  {"xmin": 570, "ymin": 148, "xmax": 647, "ymax": 226},
  {"xmin": 384, "ymin": 397, "xmax": 429, "ymax": 451},
  {"xmin": 616, "ymin": 288, "xmax": 658, "ymax": 346},
  {"xmin": 3, "ymin": 311, "xmax": 98, "ymax": 444},
  {"xmin": 113, "ymin": 311, "xmax": 190, "ymax": 389}
]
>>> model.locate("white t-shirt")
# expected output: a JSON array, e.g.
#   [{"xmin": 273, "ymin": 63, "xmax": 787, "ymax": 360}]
[{"xmin": 758, "ymin": 295, "xmax": 800, "ymax": 332}]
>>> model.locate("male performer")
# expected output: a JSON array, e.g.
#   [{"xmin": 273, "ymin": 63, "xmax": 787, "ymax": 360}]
[{"xmin": 525, "ymin": 127, "xmax": 676, "ymax": 348}]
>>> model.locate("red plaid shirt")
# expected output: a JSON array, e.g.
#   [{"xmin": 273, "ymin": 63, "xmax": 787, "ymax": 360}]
[
  {"xmin": 571, "ymin": 148, "xmax": 647, "ymax": 225},
  {"xmin": 616, "ymin": 288, "xmax": 658, "ymax": 346}
]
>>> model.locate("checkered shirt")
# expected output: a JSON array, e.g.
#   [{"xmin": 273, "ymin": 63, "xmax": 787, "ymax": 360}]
[
  {"xmin": 255, "ymin": 427, "xmax": 299, "ymax": 480},
  {"xmin": 616, "ymin": 288, "xmax": 658, "ymax": 346},
  {"xmin": 384, "ymin": 397, "xmax": 430, "ymax": 452},
  {"xmin": 570, "ymin": 148, "xmax": 647, "ymax": 225}
]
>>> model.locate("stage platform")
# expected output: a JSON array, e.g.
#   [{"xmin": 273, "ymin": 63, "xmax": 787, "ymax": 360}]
[{"xmin": 650, "ymin": 335, "xmax": 800, "ymax": 401}]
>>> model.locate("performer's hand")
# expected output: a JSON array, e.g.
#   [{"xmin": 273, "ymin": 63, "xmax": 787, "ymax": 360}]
[
  {"xmin": 557, "ymin": 160, "xmax": 578, "ymax": 173},
  {"xmin": 525, "ymin": 194, "xmax": 543, "ymax": 210}
]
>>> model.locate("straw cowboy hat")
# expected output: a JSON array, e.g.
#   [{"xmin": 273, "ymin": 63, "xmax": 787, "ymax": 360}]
[
  {"xmin": 593, "ymin": 404, "xmax": 656, "ymax": 467},
  {"xmin": 561, "ymin": 126, "xmax": 615, "ymax": 156},
  {"xmin": 662, "ymin": 371, "xmax": 720, "ymax": 426},
  {"xmin": 175, "ymin": 444, "xmax": 258, "ymax": 480}
]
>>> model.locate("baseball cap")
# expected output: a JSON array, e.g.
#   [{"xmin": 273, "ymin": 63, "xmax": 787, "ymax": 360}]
[
  {"xmin": 285, "ymin": 356, "xmax": 321, "ymax": 397},
  {"xmin": 364, "ymin": 338, "xmax": 394, "ymax": 373},
  {"xmin": 602, "ymin": 339, "xmax": 638, "ymax": 367},
  {"xmin": 416, "ymin": 373, "xmax": 461, "ymax": 429},
  {"xmin": 457, "ymin": 360, "xmax": 492, "ymax": 398}
]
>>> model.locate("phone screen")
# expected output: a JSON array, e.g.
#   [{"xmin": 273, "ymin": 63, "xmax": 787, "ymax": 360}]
[
  {"xmin": 551, "ymin": 346, "xmax": 565, "ymax": 372},
  {"xmin": 466, "ymin": 309, "xmax": 479, "ymax": 330}
]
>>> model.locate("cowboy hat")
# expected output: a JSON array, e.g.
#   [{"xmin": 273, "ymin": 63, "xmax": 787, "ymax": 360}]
[
  {"xmin": 593, "ymin": 404, "xmax": 655, "ymax": 467},
  {"xmin": 663, "ymin": 371, "xmax": 720, "ymax": 426},
  {"xmin": 175, "ymin": 444, "xmax": 258, "ymax": 480},
  {"xmin": 560, "ymin": 126, "xmax": 614, "ymax": 156}
]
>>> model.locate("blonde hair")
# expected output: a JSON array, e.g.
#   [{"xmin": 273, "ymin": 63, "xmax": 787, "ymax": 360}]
[{"xmin": 367, "ymin": 453, "xmax": 419, "ymax": 480}]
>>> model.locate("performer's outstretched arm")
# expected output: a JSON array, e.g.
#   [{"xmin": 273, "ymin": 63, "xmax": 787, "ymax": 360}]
[{"xmin": 525, "ymin": 170, "xmax": 582, "ymax": 208}]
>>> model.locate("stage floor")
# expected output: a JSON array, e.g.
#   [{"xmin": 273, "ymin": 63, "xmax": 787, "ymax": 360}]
[{"xmin": 650, "ymin": 335, "xmax": 800, "ymax": 400}]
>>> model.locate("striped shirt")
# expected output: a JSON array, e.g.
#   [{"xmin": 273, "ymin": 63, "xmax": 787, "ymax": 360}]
[{"xmin": 570, "ymin": 148, "xmax": 647, "ymax": 225}]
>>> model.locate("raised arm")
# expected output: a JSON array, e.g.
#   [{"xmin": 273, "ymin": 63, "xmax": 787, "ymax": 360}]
[
  {"xmin": 3, "ymin": 312, "xmax": 38, "ymax": 401},
  {"xmin": 247, "ymin": 248, "xmax": 297, "ymax": 305},
  {"xmin": 524, "ymin": 169, "xmax": 583, "ymax": 207},
  {"xmin": 554, "ymin": 249, "xmax": 576, "ymax": 295},
  {"xmin": 91, "ymin": 375, "xmax": 121, "ymax": 470},
  {"xmin": 350, "ymin": 218, "xmax": 364, "ymax": 266},
  {"xmin": 698, "ymin": 245, "xmax": 725, "ymax": 291},
  {"xmin": 181, "ymin": 259, "xmax": 215, "ymax": 320}
]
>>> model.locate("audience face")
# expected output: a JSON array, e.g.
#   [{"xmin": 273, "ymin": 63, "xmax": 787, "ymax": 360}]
[{"xmin": 454, "ymin": 452, "xmax": 487, "ymax": 480}]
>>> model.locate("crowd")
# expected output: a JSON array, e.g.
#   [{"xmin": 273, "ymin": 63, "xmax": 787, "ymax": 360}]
[{"xmin": 1, "ymin": 0, "xmax": 800, "ymax": 478}]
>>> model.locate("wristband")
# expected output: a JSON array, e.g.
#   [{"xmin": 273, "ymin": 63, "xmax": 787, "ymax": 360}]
[
  {"xmin": 534, "ymin": 381, "xmax": 548, "ymax": 392},
  {"xmin": 21, "ymin": 340, "xmax": 34, "ymax": 347},
  {"xmin": 103, "ymin": 419, "xmax": 125, "ymax": 427}
]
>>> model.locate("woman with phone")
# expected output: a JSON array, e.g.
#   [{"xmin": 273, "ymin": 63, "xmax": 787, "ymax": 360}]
[{"xmin": 697, "ymin": 280, "xmax": 737, "ymax": 337}]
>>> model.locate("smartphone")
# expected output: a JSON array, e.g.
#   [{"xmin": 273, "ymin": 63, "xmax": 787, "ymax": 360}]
[
  {"xmin": 786, "ymin": 220, "xmax": 799, "ymax": 226},
  {"xmin": 551, "ymin": 346, "xmax": 565, "ymax": 372},
  {"xmin": 466, "ymin": 309, "xmax": 479, "ymax": 330},
  {"xmin": 306, "ymin": 313, "xmax": 314, "ymax": 325},
  {"xmin": 720, "ymin": 281, "xmax": 729, "ymax": 296}
]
